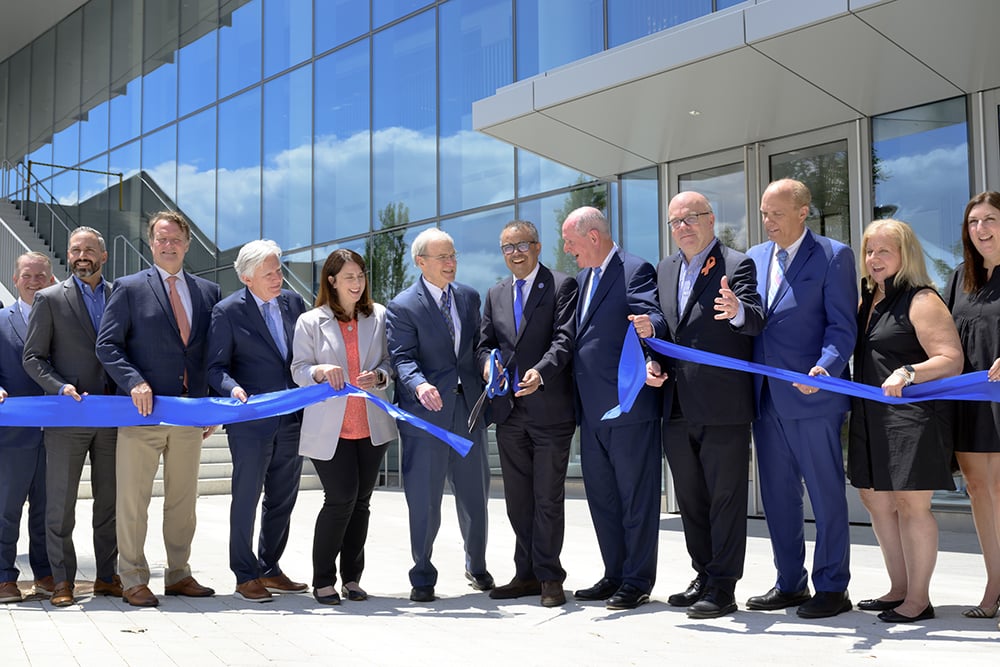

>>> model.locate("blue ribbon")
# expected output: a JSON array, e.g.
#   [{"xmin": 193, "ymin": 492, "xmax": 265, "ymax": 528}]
[
  {"xmin": 605, "ymin": 325, "xmax": 1000, "ymax": 419},
  {"xmin": 486, "ymin": 349, "xmax": 511, "ymax": 399},
  {"xmin": 0, "ymin": 384, "xmax": 473, "ymax": 457}
]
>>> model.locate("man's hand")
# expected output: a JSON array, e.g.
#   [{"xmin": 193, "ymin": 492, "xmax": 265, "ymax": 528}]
[
  {"xmin": 312, "ymin": 364, "xmax": 345, "ymax": 390},
  {"xmin": 792, "ymin": 366, "xmax": 828, "ymax": 395},
  {"xmin": 202, "ymin": 425, "xmax": 218, "ymax": 439},
  {"xmin": 416, "ymin": 382, "xmax": 443, "ymax": 412},
  {"xmin": 130, "ymin": 381, "xmax": 154, "ymax": 416},
  {"xmin": 645, "ymin": 360, "xmax": 668, "ymax": 387},
  {"xmin": 62, "ymin": 384, "xmax": 84, "ymax": 402},
  {"xmin": 232, "ymin": 387, "xmax": 248, "ymax": 403},
  {"xmin": 630, "ymin": 313, "xmax": 653, "ymax": 338},
  {"xmin": 0, "ymin": 388, "xmax": 8, "ymax": 403},
  {"xmin": 714, "ymin": 275, "xmax": 739, "ymax": 320},
  {"xmin": 514, "ymin": 368, "xmax": 542, "ymax": 397}
]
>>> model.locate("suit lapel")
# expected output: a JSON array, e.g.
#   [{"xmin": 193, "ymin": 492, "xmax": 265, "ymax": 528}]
[
  {"xmin": 146, "ymin": 268, "xmax": 175, "ymax": 332},
  {"xmin": 242, "ymin": 288, "xmax": 283, "ymax": 360},
  {"xmin": 770, "ymin": 231, "xmax": 815, "ymax": 313},
  {"xmin": 318, "ymin": 307, "xmax": 349, "ymax": 369},
  {"xmin": 64, "ymin": 278, "xmax": 98, "ymax": 340},
  {"xmin": 8, "ymin": 304, "xmax": 26, "ymax": 344},
  {"xmin": 679, "ymin": 243, "xmax": 723, "ymax": 326},
  {"xmin": 662, "ymin": 255, "xmax": 682, "ymax": 329},
  {"xmin": 518, "ymin": 265, "xmax": 551, "ymax": 344},
  {"xmin": 356, "ymin": 309, "xmax": 375, "ymax": 368},
  {"xmin": 579, "ymin": 252, "xmax": 622, "ymax": 330}
]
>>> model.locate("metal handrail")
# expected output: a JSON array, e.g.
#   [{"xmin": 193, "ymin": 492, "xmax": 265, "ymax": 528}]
[
  {"xmin": 27, "ymin": 160, "xmax": 124, "ymax": 211},
  {"xmin": 110, "ymin": 234, "xmax": 152, "ymax": 281},
  {"xmin": 1, "ymin": 160, "xmax": 77, "ymax": 263}
]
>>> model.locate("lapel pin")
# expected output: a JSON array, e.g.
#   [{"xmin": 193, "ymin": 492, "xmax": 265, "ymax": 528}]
[{"xmin": 700, "ymin": 256, "xmax": 716, "ymax": 276}]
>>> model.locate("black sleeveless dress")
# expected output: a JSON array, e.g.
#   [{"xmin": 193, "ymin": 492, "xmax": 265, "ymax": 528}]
[
  {"xmin": 848, "ymin": 277, "xmax": 955, "ymax": 491},
  {"xmin": 944, "ymin": 265, "xmax": 1000, "ymax": 453}
]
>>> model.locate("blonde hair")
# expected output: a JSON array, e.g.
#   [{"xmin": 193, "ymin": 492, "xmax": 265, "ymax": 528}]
[{"xmin": 860, "ymin": 219, "xmax": 932, "ymax": 292}]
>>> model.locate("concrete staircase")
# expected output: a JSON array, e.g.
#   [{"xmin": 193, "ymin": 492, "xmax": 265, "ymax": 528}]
[
  {"xmin": 0, "ymin": 198, "xmax": 68, "ymax": 273},
  {"xmin": 78, "ymin": 431, "xmax": 322, "ymax": 499}
]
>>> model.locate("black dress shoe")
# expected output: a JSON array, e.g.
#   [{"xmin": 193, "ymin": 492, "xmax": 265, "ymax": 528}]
[
  {"xmin": 667, "ymin": 576, "xmax": 707, "ymax": 607},
  {"xmin": 797, "ymin": 591, "xmax": 852, "ymax": 618},
  {"xmin": 857, "ymin": 598, "xmax": 904, "ymax": 612},
  {"xmin": 573, "ymin": 578, "xmax": 620, "ymax": 601},
  {"xmin": 313, "ymin": 589, "xmax": 341, "ymax": 605},
  {"xmin": 489, "ymin": 577, "xmax": 541, "ymax": 600},
  {"xmin": 687, "ymin": 587, "xmax": 737, "ymax": 619},
  {"xmin": 465, "ymin": 571, "xmax": 495, "ymax": 591},
  {"xmin": 606, "ymin": 583, "xmax": 650, "ymax": 610},
  {"xmin": 410, "ymin": 586, "xmax": 435, "ymax": 602},
  {"xmin": 745, "ymin": 586, "xmax": 811, "ymax": 610},
  {"xmin": 878, "ymin": 604, "xmax": 934, "ymax": 623}
]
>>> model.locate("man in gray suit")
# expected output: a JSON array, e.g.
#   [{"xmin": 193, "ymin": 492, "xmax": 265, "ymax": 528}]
[{"xmin": 23, "ymin": 227, "xmax": 120, "ymax": 607}]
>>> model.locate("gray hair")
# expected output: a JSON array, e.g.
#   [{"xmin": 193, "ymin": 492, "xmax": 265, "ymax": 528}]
[
  {"xmin": 500, "ymin": 220, "xmax": 539, "ymax": 243},
  {"xmin": 234, "ymin": 239, "xmax": 283, "ymax": 279},
  {"xmin": 411, "ymin": 228, "xmax": 455, "ymax": 264},
  {"xmin": 69, "ymin": 226, "xmax": 106, "ymax": 252},
  {"xmin": 566, "ymin": 206, "xmax": 611, "ymax": 238}
]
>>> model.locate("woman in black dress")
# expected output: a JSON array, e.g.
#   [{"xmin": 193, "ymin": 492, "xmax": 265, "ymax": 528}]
[
  {"xmin": 944, "ymin": 191, "xmax": 1000, "ymax": 620},
  {"xmin": 849, "ymin": 219, "xmax": 963, "ymax": 623}
]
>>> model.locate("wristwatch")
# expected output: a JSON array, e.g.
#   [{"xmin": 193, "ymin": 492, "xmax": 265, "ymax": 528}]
[{"xmin": 895, "ymin": 364, "xmax": 916, "ymax": 386}]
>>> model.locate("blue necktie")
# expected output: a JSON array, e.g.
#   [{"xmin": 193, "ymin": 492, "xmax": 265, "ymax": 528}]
[
  {"xmin": 768, "ymin": 248, "xmax": 788, "ymax": 307},
  {"xmin": 263, "ymin": 300, "xmax": 287, "ymax": 358},
  {"xmin": 584, "ymin": 266, "xmax": 602, "ymax": 317},
  {"xmin": 513, "ymin": 279, "xmax": 526, "ymax": 332},
  {"xmin": 439, "ymin": 288, "xmax": 455, "ymax": 342}
]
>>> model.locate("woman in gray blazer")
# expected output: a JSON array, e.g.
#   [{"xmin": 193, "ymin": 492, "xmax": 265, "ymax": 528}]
[{"xmin": 291, "ymin": 249, "xmax": 398, "ymax": 605}]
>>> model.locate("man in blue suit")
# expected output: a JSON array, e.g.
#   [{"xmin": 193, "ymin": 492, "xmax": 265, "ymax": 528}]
[
  {"xmin": 96, "ymin": 211, "xmax": 222, "ymax": 607},
  {"xmin": 0, "ymin": 253, "xmax": 54, "ymax": 604},
  {"xmin": 745, "ymin": 178, "xmax": 858, "ymax": 619},
  {"xmin": 206, "ymin": 239, "xmax": 308, "ymax": 603},
  {"xmin": 561, "ymin": 206, "xmax": 666, "ymax": 611},
  {"xmin": 387, "ymin": 228, "xmax": 491, "ymax": 603}
]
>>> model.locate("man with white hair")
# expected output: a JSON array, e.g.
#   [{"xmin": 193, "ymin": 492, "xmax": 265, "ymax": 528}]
[
  {"xmin": 206, "ymin": 240, "xmax": 308, "ymax": 603},
  {"xmin": 387, "ymin": 228, "xmax": 491, "ymax": 603}
]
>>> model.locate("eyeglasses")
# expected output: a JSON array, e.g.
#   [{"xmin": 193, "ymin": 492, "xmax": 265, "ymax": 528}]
[
  {"xmin": 667, "ymin": 211, "xmax": 711, "ymax": 230},
  {"xmin": 500, "ymin": 241, "xmax": 537, "ymax": 255},
  {"xmin": 421, "ymin": 253, "xmax": 458, "ymax": 263}
]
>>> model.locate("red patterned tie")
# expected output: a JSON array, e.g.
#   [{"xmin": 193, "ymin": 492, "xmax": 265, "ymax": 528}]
[{"xmin": 166, "ymin": 275, "xmax": 190, "ymax": 345}]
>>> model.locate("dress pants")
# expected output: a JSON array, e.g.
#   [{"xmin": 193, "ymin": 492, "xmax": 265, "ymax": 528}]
[
  {"xmin": 44, "ymin": 427, "xmax": 118, "ymax": 584},
  {"xmin": 116, "ymin": 425, "xmax": 203, "ymax": 590},
  {"xmin": 580, "ymin": 419, "xmax": 661, "ymax": 592},
  {"xmin": 0, "ymin": 438, "xmax": 49, "ymax": 582},
  {"xmin": 753, "ymin": 386, "xmax": 851, "ymax": 593},
  {"xmin": 664, "ymin": 418, "xmax": 749, "ymax": 594},
  {"xmin": 496, "ymin": 406, "xmax": 574, "ymax": 582},
  {"xmin": 227, "ymin": 414, "xmax": 304, "ymax": 584},
  {"xmin": 402, "ymin": 395, "xmax": 489, "ymax": 588},
  {"xmin": 311, "ymin": 437, "xmax": 388, "ymax": 589}
]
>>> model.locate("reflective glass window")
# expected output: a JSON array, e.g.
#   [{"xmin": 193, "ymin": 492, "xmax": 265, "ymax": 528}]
[
  {"xmin": 678, "ymin": 162, "xmax": 746, "ymax": 250},
  {"xmin": 440, "ymin": 206, "xmax": 515, "ymax": 298},
  {"xmin": 0, "ymin": 62, "xmax": 7, "ymax": 160},
  {"xmin": 218, "ymin": 88, "xmax": 262, "ymax": 251},
  {"xmin": 51, "ymin": 169, "xmax": 78, "ymax": 208},
  {"xmin": 282, "ymin": 246, "xmax": 316, "ymax": 299},
  {"xmin": 516, "ymin": 0, "xmax": 602, "ymax": 79},
  {"xmin": 365, "ymin": 221, "xmax": 433, "ymax": 303},
  {"xmin": 872, "ymin": 97, "xmax": 969, "ymax": 286},
  {"xmin": 78, "ymin": 153, "xmax": 111, "ymax": 245},
  {"xmin": 219, "ymin": 0, "xmax": 262, "ymax": 98},
  {"xmin": 620, "ymin": 167, "xmax": 660, "ymax": 263},
  {"xmin": 55, "ymin": 11, "xmax": 83, "ymax": 134},
  {"xmin": 716, "ymin": 0, "xmax": 745, "ymax": 9},
  {"xmin": 178, "ymin": 108, "xmax": 217, "ymax": 251},
  {"xmin": 264, "ymin": 0, "xmax": 313, "ymax": 78},
  {"xmin": 52, "ymin": 124, "xmax": 80, "ymax": 171},
  {"xmin": 108, "ymin": 140, "xmax": 143, "ymax": 250},
  {"xmin": 6, "ymin": 49, "xmax": 29, "ymax": 160},
  {"xmin": 609, "ymin": 0, "xmax": 712, "ymax": 48},
  {"xmin": 314, "ymin": 40, "xmax": 369, "ymax": 240},
  {"xmin": 315, "ymin": 0, "xmax": 367, "ymax": 54},
  {"xmin": 110, "ymin": 0, "xmax": 143, "ymax": 149},
  {"xmin": 518, "ymin": 185, "xmax": 609, "ymax": 277},
  {"xmin": 142, "ymin": 123, "xmax": 177, "ymax": 208},
  {"xmin": 372, "ymin": 11, "xmax": 436, "ymax": 227},
  {"xmin": 178, "ymin": 1, "xmax": 219, "ymax": 118},
  {"xmin": 81, "ymin": 0, "xmax": 111, "ymax": 112},
  {"xmin": 143, "ymin": 0, "xmax": 179, "ymax": 132},
  {"xmin": 770, "ymin": 140, "xmax": 851, "ymax": 247},
  {"xmin": 30, "ymin": 29, "xmax": 56, "ymax": 153},
  {"xmin": 518, "ymin": 149, "xmax": 594, "ymax": 198},
  {"xmin": 263, "ymin": 65, "xmax": 313, "ymax": 251},
  {"xmin": 373, "ymin": 0, "xmax": 429, "ymax": 29},
  {"xmin": 439, "ymin": 0, "xmax": 514, "ymax": 214},
  {"xmin": 80, "ymin": 102, "xmax": 110, "ymax": 163}
]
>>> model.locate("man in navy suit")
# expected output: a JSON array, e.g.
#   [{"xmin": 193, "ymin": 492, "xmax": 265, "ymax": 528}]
[
  {"xmin": 478, "ymin": 220, "xmax": 577, "ymax": 607},
  {"xmin": 387, "ymin": 228, "xmax": 491, "ymax": 603},
  {"xmin": 206, "ymin": 239, "xmax": 308, "ymax": 603},
  {"xmin": 635, "ymin": 192, "xmax": 764, "ymax": 618},
  {"xmin": 0, "ymin": 253, "xmax": 54, "ymax": 604},
  {"xmin": 745, "ymin": 179, "xmax": 858, "ymax": 619},
  {"xmin": 561, "ymin": 206, "xmax": 666, "ymax": 611},
  {"xmin": 23, "ymin": 228, "xmax": 120, "ymax": 607},
  {"xmin": 96, "ymin": 211, "xmax": 222, "ymax": 607}
]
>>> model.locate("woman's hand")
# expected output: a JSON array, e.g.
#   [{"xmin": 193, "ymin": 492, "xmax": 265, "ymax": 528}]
[
  {"xmin": 989, "ymin": 357, "xmax": 1000, "ymax": 382},
  {"xmin": 313, "ymin": 364, "xmax": 345, "ymax": 390},
  {"xmin": 881, "ymin": 370, "xmax": 908, "ymax": 397}
]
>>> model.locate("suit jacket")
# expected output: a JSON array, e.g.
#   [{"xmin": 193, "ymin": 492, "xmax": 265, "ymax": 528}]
[
  {"xmin": 96, "ymin": 267, "xmax": 222, "ymax": 398},
  {"xmin": 657, "ymin": 242, "xmax": 764, "ymax": 425},
  {"xmin": 747, "ymin": 229, "xmax": 857, "ymax": 419},
  {"xmin": 23, "ymin": 277, "xmax": 116, "ymax": 397},
  {"xmin": 574, "ymin": 248, "xmax": 666, "ymax": 427},
  {"xmin": 205, "ymin": 287, "xmax": 307, "ymax": 438},
  {"xmin": 387, "ymin": 279, "xmax": 484, "ymax": 433},
  {"xmin": 291, "ymin": 303, "xmax": 398, "ymax": 459},
  {"xmin": 477, "ymin": 263, "xmax": 577, "ymax": 426},
  {"xmin": 0, "ymin": 302, "xmax": 44, "ymax": 448}
]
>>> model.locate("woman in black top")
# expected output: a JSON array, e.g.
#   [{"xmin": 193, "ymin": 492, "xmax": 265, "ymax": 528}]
[
  {"xmin": 944, "ymin": 191, "xmax": 1000, "ymax": 620},
  {"xmin": 849, "ymin": 219, "xmax": 963, "ymax": 623}
]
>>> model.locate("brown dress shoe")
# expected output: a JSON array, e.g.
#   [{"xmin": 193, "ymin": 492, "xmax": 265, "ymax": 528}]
[
  {"xmin": 259, "ymin": 573, "xmax": 308, "ymax": 594},
  {"xmin": 122, "ymin": 584, "xmax": 159, "ymax": 607},
  {"xmin": 489, "ymin": 577, "xmax": 541, "ymax": 600},
  {"xmin": 33, "ymin": 575, "xmax": 55, "ymax": 597},
  {"xmin": 93, "ymin": 575, "xmax": 124, "ymax": 597},
  {"xmin": 0, "ymin": 581, "xmax": 22, "ymax": 603},
  {"xmin": 235, "ymin": 579, "xmax": 273, "ymax": 603},
  {"xmin": 51, "ymin": 581, "xmax": 75, "ymax": 607},
  {"xmin": 164, "ymin": 576, "xmax": 215, "ymax": 597},
  {"xmin": 540, "ymin": 581, "xmax": 566, "ymax": 608}
]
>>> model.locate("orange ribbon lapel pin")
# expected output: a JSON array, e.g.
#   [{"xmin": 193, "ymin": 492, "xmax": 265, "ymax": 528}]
[{"xmin": 700, "ymin": 256, "xmax": 716, "ymax": 276}]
